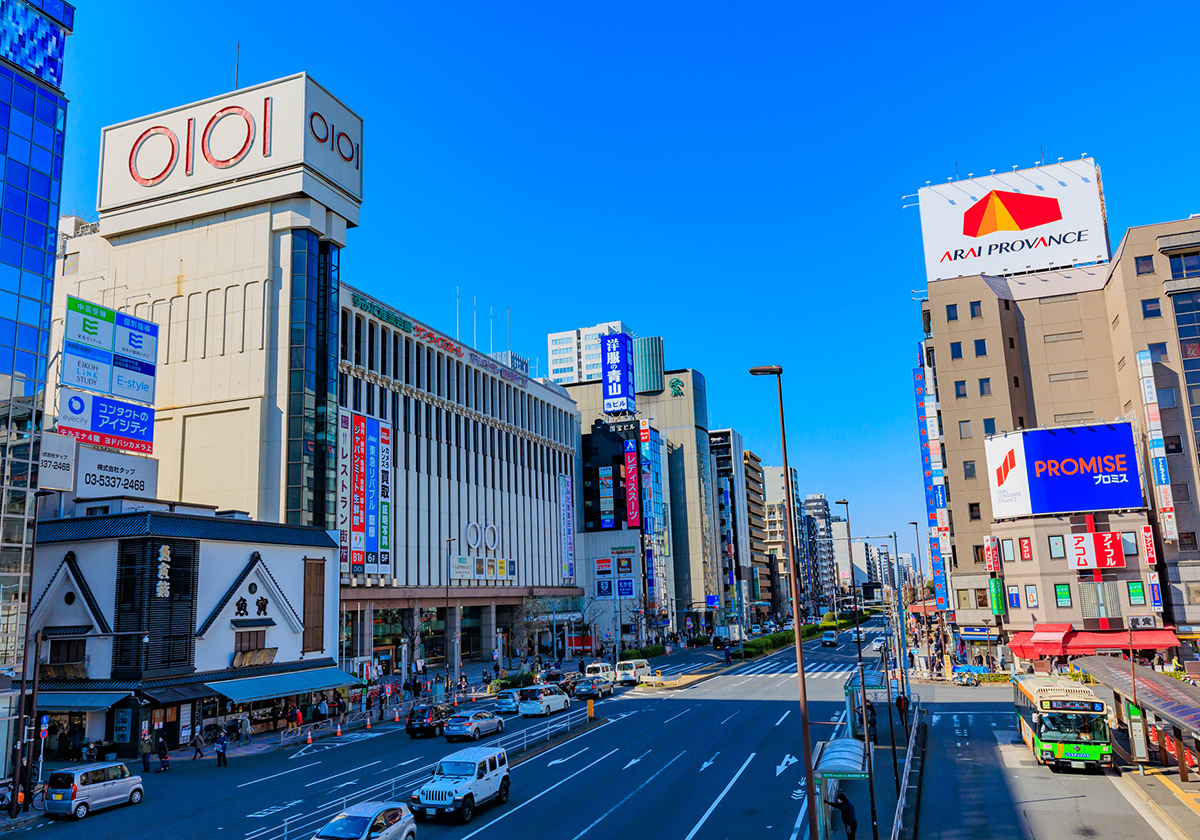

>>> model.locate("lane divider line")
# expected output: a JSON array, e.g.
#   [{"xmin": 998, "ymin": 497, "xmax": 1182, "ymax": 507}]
[
  {"xmin": 237, "ymin": 761, "xmax": 320, "ymax": 788},
  {"xmin": 570, "ymin": 751, "xmax": 687, "ymax": 840},
  {"xmin": 684, "ymin": 752, "xmax": 756, "ymax": 840}
]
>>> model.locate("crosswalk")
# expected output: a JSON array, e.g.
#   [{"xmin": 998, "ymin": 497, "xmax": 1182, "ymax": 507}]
[
  {"xmin": 729, "ymin": 658, "xmax": 862, "ymax": 678},
  {"xmin": 651, "ymin": 661, "xmax": 704, "ymax": 676}
]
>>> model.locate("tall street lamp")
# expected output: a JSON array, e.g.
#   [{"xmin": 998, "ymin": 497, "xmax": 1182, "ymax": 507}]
[
  {"xmin": 750, "ymin": 364, "xmax": 817, "ymax": 840},
  {"xmin": 444, "ymin": 537, "xmax": 458, "ymax": 685},
  {"xmin": 836, "ymin": 500, "xmax": 852, "ymax": 623},
  {"xmin": 908, "ymin": 521, "xmax": 933, "ymax": 678}
]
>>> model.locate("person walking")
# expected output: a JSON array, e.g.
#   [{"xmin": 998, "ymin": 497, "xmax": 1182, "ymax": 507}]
[
  {"xmin": 825, "ymin": 792, "xmax": 858, "ymax": 840},
  {"xmin": 215, "ymin": 731, "xmax": 228, "ymax": 767},
  {"xmin": 895, "ymin": 693, "xmax": 909, "ymax": 728},
  {"xmin": 578, "ymin": 658, "xmax": 586, "ymax": 675},
  {"xmin": 155, "ymin": 735, "xmax": 170, "ymax": 773},
  {"xmin": 139, "ymin": 734, "xmax": 152, "ymax": 772},
  {"xmin": 190, "ymin": 730, "xmax": 205, "ymax": 760}
]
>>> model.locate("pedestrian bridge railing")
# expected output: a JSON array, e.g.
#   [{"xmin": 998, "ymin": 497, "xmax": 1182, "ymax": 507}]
[{"xmin": 889, "ymin": 700, "xmax": 927, "ymax": 840}]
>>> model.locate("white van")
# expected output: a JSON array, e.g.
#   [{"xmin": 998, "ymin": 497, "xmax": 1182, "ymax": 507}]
[
  {"xmin": 616, "ymin": 659, "xmax": 651, "ymax": 685},
  {"xmin": 585, "ymin": 662, "xmax": 615, "ymax": 682}
]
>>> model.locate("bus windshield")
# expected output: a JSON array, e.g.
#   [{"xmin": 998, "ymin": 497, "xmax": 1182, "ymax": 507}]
[{"xmin": 1037, "ymin": 712, "xmax": 1108, "ymax": 744}]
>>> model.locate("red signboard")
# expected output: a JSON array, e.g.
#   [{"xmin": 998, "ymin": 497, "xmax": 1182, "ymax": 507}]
[
  {"xmin": 1141, "ymin": 525, "xmax": 1157, "ymax": 567},
  {"xmin": 984, "ymin": 536, "xmax": 1001, "ymax": 572},
  {"xmin": 351, "ymin": 413, "xmax": 367, "ymax": 574},
  {"xmin": 624, "ymin": 443, "xmax": 641, "ymax": 528},
  {"xmin": 1070, "ymin": 531, "xmax": 1126, "ymax": 569},
  {"xmin": 1019, "ymin": 537, "xmax": 1033, "ymax": 561}
]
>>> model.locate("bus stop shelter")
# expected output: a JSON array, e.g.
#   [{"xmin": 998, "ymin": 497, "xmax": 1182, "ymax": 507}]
[
  {"xmin": 1071, "ymin": 654, "xmax": 1200, "ymax": 782},
  {"xmin": 812, "ymin": 738, "xmax": 870, "ymax": 840},
  {"xmin": 844, "ymin": 668, "xmax": 900, "ymax": 740}
]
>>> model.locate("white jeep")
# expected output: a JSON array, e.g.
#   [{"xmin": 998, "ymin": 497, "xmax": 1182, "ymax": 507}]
[{"xmin": 410, "ymin": 746, "xmax": 510, "ymax": 824}]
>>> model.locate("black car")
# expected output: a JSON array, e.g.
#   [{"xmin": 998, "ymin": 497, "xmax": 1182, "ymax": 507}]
[
  {"xmin": 555, "ymin": 673, "xmax": 584, "ymax": 696},
  {"xmin": 573, "ymin": 677, "xmax": 614, "ymax": 699},
  {"xmin": 712, "ymin": 637, "xmax": 727, "ymax": 651},
  {"xmin": 406, "ymin": 704, "xmax": 455, "ymax": 738}
]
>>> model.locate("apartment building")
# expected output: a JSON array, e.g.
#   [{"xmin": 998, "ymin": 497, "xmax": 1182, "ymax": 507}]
[{"xmin": 546, "ymin": 320, "xmax": 636, "ymax": 385}]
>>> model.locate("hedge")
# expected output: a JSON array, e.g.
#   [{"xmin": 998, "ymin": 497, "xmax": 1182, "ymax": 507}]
[
  {"xmin": 689, "ymin": 635, "xmax": 711, "ymax": 647},
  {"xmin": 488, "ymin": 670, "xmax": 537, "ymax": 692},
  {"xmin": 621, "ymin": 645, "xmax": 666, "ymax": 660}
]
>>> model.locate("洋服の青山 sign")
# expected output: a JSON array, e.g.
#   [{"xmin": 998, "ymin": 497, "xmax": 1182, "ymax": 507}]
[
  {"xmin": 917, "ymin": 160, "xmax": 1109, "ymax": 281},
  {"xmin": 984, "ymin": 422, "xmax": 1143, "ymax": 518}
]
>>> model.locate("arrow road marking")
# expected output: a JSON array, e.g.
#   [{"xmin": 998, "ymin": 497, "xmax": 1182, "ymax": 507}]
[
  {"xmin": 701, "ymin": 752, "xmax": 720, "ymax": 772},
  {"xmin": 548, "ymin": 748, "xmax": 589, "ymax": 767},
  {"xmin": 623, "ymin": 749, "xmax": 652, "ymax": 770},
  {"xmin": 776, "ymin": 754, "xmax": 797, "ymax": 777},
  {"xmin": 570, "ymin": 752, "xmax": 686, "ymax": 840}
]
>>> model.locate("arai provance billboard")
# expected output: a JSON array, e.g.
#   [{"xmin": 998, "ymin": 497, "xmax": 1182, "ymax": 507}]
[
  {"xmin": 918, "ymin": 160, "xmax": 1109, "ymax": 281},
  {"xmin": 984, "ymin": 422, "xmax": 1143, "ymax": 519}
]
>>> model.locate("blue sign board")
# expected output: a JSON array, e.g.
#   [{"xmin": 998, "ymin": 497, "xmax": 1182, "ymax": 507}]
[
  {"xmin": 913, "ymin": 367, "xmax": 949, "ymax": 611},
  {"xmin": 932, "ymin": 484, "xmax": 946, "ymax": 508},
  {"xmin": 596, "ymin": 579, "xmax": 614, "ymax": 599},
  {"xmin": 618, "ymin": 578, "xmax": 635, "ymax": 598},
  {"xmin": 62, "ymin": 296, "xmax": 159, "ymax": 405},
  {"xmin": 1150, "ymin": 582, "xmax": 1163, "ymax": 611},
  {"xmin": 1017, "ymin": 423, "xmax": 1144, "ymax": 515},
  {"xmin": 58, "ymin": 387, "xmax": 155, "ymax": 454},
  {"xmin": 1152, "ymin": 457, "xmax": 1170, "ymax": 488},
  {"xmin": 705, "ymin": 594, "xmax": 719, "ymax": 608},
  {"xmin": 601, "ymin": 332, "xmax": 636, "ymax": 414}
]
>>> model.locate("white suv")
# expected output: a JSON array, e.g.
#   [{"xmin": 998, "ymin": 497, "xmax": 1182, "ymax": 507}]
[
  {"xmin": 517, "ymin": 684, "xmax": 570, "ymax": 716},
  {"xmin": 410, "ymin": 746, "xmax": 510, "ymax": 824}
]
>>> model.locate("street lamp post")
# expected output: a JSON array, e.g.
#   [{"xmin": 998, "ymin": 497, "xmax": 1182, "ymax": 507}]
[
  {"xmin": 750, "ymin": 365, "xmax": 818, "ymax": 840},
  {"xmin": 909, "ymin": 521, "xmax": 932, "ymax": 679},
  {"xmin": 444, "ymin": 537, "xmax": 458, "ymax": 685},
  {"xmin": 852, "ymin": 585, "xmax": 881, "ymax": 840}
]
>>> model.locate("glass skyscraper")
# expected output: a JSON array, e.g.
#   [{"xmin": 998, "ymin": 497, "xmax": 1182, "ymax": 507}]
[{"xmin": 0, "ymin": 0, "xmax": 73, "ymax": 776}]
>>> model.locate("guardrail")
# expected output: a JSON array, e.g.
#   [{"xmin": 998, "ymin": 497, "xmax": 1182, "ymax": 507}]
[
  {"xmin": 275, "ymin": 691, "xmax": 488, "ymax": 746},
  {"xmin": 889, "ymin": 700, "xmax": 927, "ymax": 840},
  {"xmin": 267, "ymin": 705, "xmax": 594, "ymax": 840}
]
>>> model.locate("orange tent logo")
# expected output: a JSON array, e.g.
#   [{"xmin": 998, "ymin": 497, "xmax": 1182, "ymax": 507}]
[{"xmin": 962, "ymin": 190, "xmax": 1062, "ymax": 238}]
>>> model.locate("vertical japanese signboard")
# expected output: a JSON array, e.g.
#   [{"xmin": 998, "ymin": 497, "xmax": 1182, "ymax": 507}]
[
  {"xmin": 599, "ymin": 465, "xmax": 614, "ymax": 529},
  {"xmin": 559, "ymin": 473, "xmax": 575, "ymax": 579},
  {"xmin": 1138, "ymin": 350, "xmax": 1176, "ymax": 540},
  {"xmin": 351, "ymin": 413, "xmax": 367, "ymax": 575},
  {"xmin": 365, "ymin": 418, "xmax": 379, "ymax": 574},
  {"xmin": 337, "ymin": 412, "xmax": 352, "ymax": 574},
  {"xmin": 380, "ymin": 426, "xmax": 391, "ymax": 576},
  {"xmin": 1141, "ymin": 525, "xmax": 1157, "ymax": 567},
  {"xmin": 601, "ymin": 332, "xmax": 636, "ymax": 414},
  {"xmin": 624, "ymin": 439, "xmax": 641, "ymax": 529},
  {"xmin": 913, "ymin": 360, "xmax": 949, "ymax": 610},
  {"xmin": 988, "ymin": 578, "xmax": 1006, "ymax": 615},
  {"xmin": 984, "ymin": 536, "xmax": 1001, "ymax": 572}
]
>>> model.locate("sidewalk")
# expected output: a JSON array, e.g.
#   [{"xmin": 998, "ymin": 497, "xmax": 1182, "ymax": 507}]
[{"xmin": 1108, "ymin": 720, "xmax": 1200, "ymax": 838}]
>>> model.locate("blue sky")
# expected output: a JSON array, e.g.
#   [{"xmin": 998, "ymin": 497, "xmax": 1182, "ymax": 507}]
[{"xmin": 57, "ymin": 1, "xmax": 1200, "ymax": 562}]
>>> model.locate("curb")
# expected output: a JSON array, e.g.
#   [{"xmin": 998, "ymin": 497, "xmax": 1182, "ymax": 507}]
[
  {"xmin": 1116, "ymin": 769, "xmax": 1193, "ymax": 840},
  {"xmin": 0, "ymin": 812, "xmax": 42, "ymax": 833}
]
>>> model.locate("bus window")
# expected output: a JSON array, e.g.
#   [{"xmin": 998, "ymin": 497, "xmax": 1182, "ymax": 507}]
[{"xmin": 1037, "ymin": 712, "xmax": 1108, "ymax": 744}]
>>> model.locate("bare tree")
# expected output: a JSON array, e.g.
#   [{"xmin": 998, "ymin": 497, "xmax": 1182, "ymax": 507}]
[{"xmin": 507, "ymin": 597, "xmax": 553, "ymax": 672}]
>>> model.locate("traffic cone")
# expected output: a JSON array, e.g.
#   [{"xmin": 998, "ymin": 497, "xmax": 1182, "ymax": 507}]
[
  {"xmin": 394, "ymin": 709, "xmax": 400, "ymax": 723},
  {"xmin": 306, "ymin": 730, "xmax": 312, "ymax": 745},
  {"xmin": 336, "ymin": 723, "xmax": 342, "ymax": 737},
  {"xmin": 366, "ymin": 716, "xmax": 371, "ymax": 730}
]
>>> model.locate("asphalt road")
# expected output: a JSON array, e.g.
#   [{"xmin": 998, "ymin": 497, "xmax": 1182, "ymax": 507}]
[
  {"xmin": 27, "ymin": 619, "xmax": 890, "ymax": 840},
  {"xmin": 915, "ymin": 685, "xmax": 1166, "ymax": 840}
]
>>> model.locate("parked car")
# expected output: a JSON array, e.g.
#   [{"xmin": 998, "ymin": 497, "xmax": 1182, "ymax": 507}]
[
  {"xmin": 751, "ymin": 624, "xmax": 762, "ymax": 635},
  {"xmin": 494, "ymin": 689, "xmax": 521, "ymax": 715},
  {"xmin": 445, "ymin": 710, "xmax": 504, "ymax": 742},
  {"xmin": 821, "ymin": 631, "xmax": 839, "ymax": 648},
  {"xmin": 312, "ymin": 801, "xmax": 415, "ymax": 840},
  {"xmin": 540, "ymin": 670, "xmax": 566, "ymax": 685},
  {"xmin": 616, "ymin": 659, "xmax": 651, "ymax": 685},
  {"xmin": 574, "ymin": 676, "xmax": 614, "ymax": 699},
  {"xmin": 518, "ymin": 684, "xmax": 570, "ymax": 716},
  {"xmin": 410, "ymin": 746, "xmax": 510, "ymax": 824},
  {"xmin": 45, "ymin": 762, "xmax": 143, "ymax": 820},
  {"xmin": 872, "ymin": 637, "xmax": 886, "ymax": 652},
  {"xmin": 407, "ymin": 703, "xmax": 455, "ymax": 738},
  {"xmin": 585, "ymin": 662, "xmax": 616, "ymax": 681}
]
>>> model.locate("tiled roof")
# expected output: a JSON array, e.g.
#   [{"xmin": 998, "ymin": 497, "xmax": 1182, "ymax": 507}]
[
  {"xmin": 36, "ymin": 657, "xmax": 339, "ymax": 693},
  {"xmin": 232, "ymin": 618, "xmax": 276, "ymax": 628},
  {"xmin": 37, "ymin": 512, "xmax": 337, "ymax": 549},
  {"xmin": 42, "ymin": 625, "xmax": 93, "ymax": 637}
]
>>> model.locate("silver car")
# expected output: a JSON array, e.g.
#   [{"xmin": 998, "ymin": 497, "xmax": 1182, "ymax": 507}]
[
  {"xmin": 494, "ymin": 689, "xmax": 521, "ymax": 714},
  {"xmin": 445, "ymin": 710, "xmax": 504, "ymax": 741},
  {"xmin": 312, "ymin": 801, "xmax": 415, "ymax": 840},
  {"xmin": 45, "ymin": 762, "xmax": 143, "ymax": 820}
]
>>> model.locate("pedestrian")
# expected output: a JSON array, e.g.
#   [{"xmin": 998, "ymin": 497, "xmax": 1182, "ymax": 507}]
[
  {"xmin": 578, "ymin": 658, "xmax": 586, "ymax": 675},
  {"xmin": 493, "ymin": 662, "xmax": 500, "ymax": 678},
  {"xmin": 156, "ymin": 735, "xmax": 170, "ymax": 772},
  {"xmin": 1172, "ymin": 654, "xmax": 1182, "ymax": 671},
  {"xmin": 725, "ymin": 647, "xmax": 732, "ymax": 665},
  {"xmin": 825, "ymin": 791, "xmax": 858, "ymax": 840},
  {"xmin": 139, "ymin": 733, "xmax": 152, "ymax": 772},
  {"xmin": 895, "ymin": 693, "xmax": 909, "ymax": 728},
  {"xmin": 242, "ymin": 716, "xmax": 253, "ymax": 743},
  {"xmin": 366, "ymin": 691, "xmax": 374, "ymax": 716},
  {"xmin": 865, "ymin": 700, "xmax": 877, "ymax": 744},
  {"xmin": 215, "ymin": 731, "xmax": 228, "ymax": 767},
  {"xmin": 908, "ymin": 649, "xmax": 915, "ymax": 670},
  {"xmin": 190, "ymin": 729, "xmax": 205, "ymax": 760}
]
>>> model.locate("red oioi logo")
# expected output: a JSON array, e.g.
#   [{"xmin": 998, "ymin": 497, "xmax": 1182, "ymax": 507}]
[{"xmin": 995, "ymin": 448, "xmax": 1017, "ymax": 487}]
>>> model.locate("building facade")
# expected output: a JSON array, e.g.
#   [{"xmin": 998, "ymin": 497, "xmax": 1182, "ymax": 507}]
[
  {"xmin": 921, "ymin": 216, "xmax": 1200, "ymax": 658},
  {"xmin": 804, "ymin": 493, "xmax": 838, "ymax": 611},
  {"xmin": 546, "ymin": 320, "xmax": 635, "ymax": 385},
  {"xmin": 765, "ymin": 465, "xmax": 803, "ymax": 617},
  {"xmin": 708, "ymin": 429, "xmax": 750, "ymax": 623},
  {"xmin": 0, "ymin": 0, "xmax": 75, "ymax": 779},
  {"xmin": 743, "ymin": 450, "xmax": 773, "ymax": 621},
  {"xmin": 49, "ymin": 76, "xmax": 582, "ymax": 680}
]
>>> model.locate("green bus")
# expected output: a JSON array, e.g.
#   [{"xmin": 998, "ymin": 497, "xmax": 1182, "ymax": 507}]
[{"xmin": 1013, "ymin": 675, "xmax": 1113, "ymax": 771}]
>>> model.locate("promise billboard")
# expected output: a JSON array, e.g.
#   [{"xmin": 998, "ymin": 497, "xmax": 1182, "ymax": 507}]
[{"xmin": 985, "ymin": 422, "xmax": 1143, "ymax": 518}]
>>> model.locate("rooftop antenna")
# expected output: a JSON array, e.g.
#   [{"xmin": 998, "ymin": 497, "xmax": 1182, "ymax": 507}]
[
  {"xmin": 489, "ymin": 306, "xmax": 493, "ymax": 354},
  {"xmin": 455, "ymin": 286, "xmax": 459, "ymax": 341},
  {"xmin": 473, "ymin": 297, "xmax": 477, "ymax": 348},
  {"xmin": 507, "ymin": 306, "xmax": 511, "ymax": 353},
  {"xmin": 954, "ymin": 160, "xmax": 959, "ymax": 180},
  {"xmin": 235, "ymin": 41, "xmax": 240, "ymax": 90}
]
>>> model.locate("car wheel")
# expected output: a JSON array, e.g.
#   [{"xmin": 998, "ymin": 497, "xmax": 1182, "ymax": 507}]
[
  {"xmin": 73, "ymin": 802, "xmax": 89, "ymax": 820},
  {"xmin": 471, "ymin": 728, "xmax": 481, "ymax": 741},
  {"xmin": 458, "ymin": 795, "xmax": 475, "ymax": 824},
  {"xmin": 434, "ymin": 725, "xmax": 443, "ymax": 737},
  {"xmin": 129, "ymin": 788, "xmax": 143, "ymax": 805},
  {"xmin": 498, "ymin": 777, "xmax": 510, "ymax": 805},
  {"xmin": 543, "ymin": 706, "xmax": 551, "ymax": 716},
  {"xmin": 409, "ymin": 732, "xmax": 417, "ymax": 739},
  {"xmin": 413, "ymin": 810, "xmax": 427, "ymax": 823},
  {"xmin": 497, "ymin": 719, "xmax": 504, "ymax": 733}
]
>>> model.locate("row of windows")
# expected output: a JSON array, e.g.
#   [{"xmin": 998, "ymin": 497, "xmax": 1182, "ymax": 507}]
[
  {"xmin": 551, "ymin": 366, "xmax": 573, "ymax": 374},
  {"xmin": 948, "ymin": 339, "xmax": 988, "ymax": 359},
  {"xmin": 957, "ymin": 417, "xmax": 1007, "ymax": 438},
  {"xmin": 955, "ymin": 580, "xmax": 1147, "ymax": 611},
  {"xmin": 964, "ymin": 532, "xmax": 1155, "ymax": 564},
  {"xmin": 551, "ymin": 346, "xmax": 572, "ymax": 355},
  {"xmin": 1171, "ymin": 252, "xmax": 1200, "ymax": 281},
  {"xmin": 340, "ymin": 306, "xmax": 572, "ymax": 446},
  {"xmin": 550, "ymin": 336, "xmax": 572, "ymax": 346},
  {"xmin": 946, "ymin": 301, "xmax": 984, "ymax": 322}
]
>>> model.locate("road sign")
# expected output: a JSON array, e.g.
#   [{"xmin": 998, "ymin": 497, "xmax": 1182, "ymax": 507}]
[{"xmin": 40, "ymin": 716, "xmax": 48, "ymax": 726}]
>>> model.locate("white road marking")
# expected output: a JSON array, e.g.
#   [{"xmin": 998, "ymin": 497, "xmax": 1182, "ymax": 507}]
[
  {"xmin": 776, "ymin": 710, "xmax": 791, "ymax": 726},
  {"xmin": 789, "ymin": 802, "xmax": 809, "ymax": 840},
  {"xmin": 776, "ymin": 754, "xmax": 798, "ymax": 776},
  {"xmin": 547, "ymin": 748, "xmax": 589, "ymax": 767},
  {"xmin": 238, "ymin": 761, "xmax": 320, "ymax": 788},
  {"xmin": 720, "ymin": 711, "xmax": 740, "ymax": 725},
  {"xmin": 733, "ymin": 678, "xmax": 753, "ymax": 687},
  {"xmin": 701, "ymin": 752, "xmax": 720, "ymax": 771},
  {"xmin": 623, "ymin": 749, "xmax": 652, "ymax": 769},
  {"xmin": 459, "ymin": 748, "xmax": 620, "ymax": 840},
  {"xmin": 663, "ymin": 708, "xmax": 691, "ymax": 724},
  {"xmin": 684, "ymin": 753, "xmax": 756, "ymax": 840},
  {"xmin": 304, "ymin": 760, "xmax": 380, "ymax": 786},
  {"xmin": 570, "ymin": 752, "xmax": 687, "ymax": 840}
]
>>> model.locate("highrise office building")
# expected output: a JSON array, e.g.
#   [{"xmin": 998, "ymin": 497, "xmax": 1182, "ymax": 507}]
[
  {"xmin": 743, "ymin": 450, "xmax": 774, "ymax": 620},
  {"xmin": 546, "ymin": 320, "xmax": 635, "ymax": 385},
  {"xmin": 708, "ymin": 428, "xmax": 750, "ymax": 621},
  {"xmin": 804, "ymin": 493, "xmax": 838, "ymax": 608},
  {"xmin": 0, "ymin": 0, "xmax": 75, "ymax": 777},
  {"xmin": 765, "ymin": 465, "xmax": 803, "ymax": 616}
]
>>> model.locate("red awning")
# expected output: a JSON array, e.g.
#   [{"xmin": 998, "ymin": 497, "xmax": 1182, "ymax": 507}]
[
  {"xmin": 1008, "ymin": 624, "xmax": 1073, "ymax": 659},
  {"xmin": 907, "ymin": 599, "xmax": 939, "ymax": 614},
  {"xmin": 1063, "ymin": 629, "xmax": 1180, "ymax": 655}
]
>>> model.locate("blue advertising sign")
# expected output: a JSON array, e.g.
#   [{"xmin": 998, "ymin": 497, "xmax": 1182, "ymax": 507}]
[
  {"xmin": 601, "ymin": 332, "xmax": 636, "ymax": 414},
  {"xmin": 986, "ymin": 422, "xmax": 1144, "ymax": 517},
  {"xmin": 596, "ymin": 579, "xmax": 614, "ymax": 599},
  {"xmin": 62, "ymin": 296, "xmax": 159, "ymax": 405},
  {"xmin": 618, "ymin": 578, "xmax": 635, "ymax": 598},
  {"xmin": 57, "ymin": 387, "xmax": 155, "ymax": 454},
  {"xmin": 932, "ymin": 484, "xmax": 947, "ymax": 508},
  {"xmin": 928, "ymin": 537, "xmax": 948, "ymax": 610},
  {"xmin": 1152, "ymin": 457, "xmax": 1169, "ymax": 487},
  {"xmin": 1150, "ymin": 582, "xmax": 1163, "ymax": 611},
  {"xmin": 705, "ymin": 594, "xmax": 719, "ymax": 608}
]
